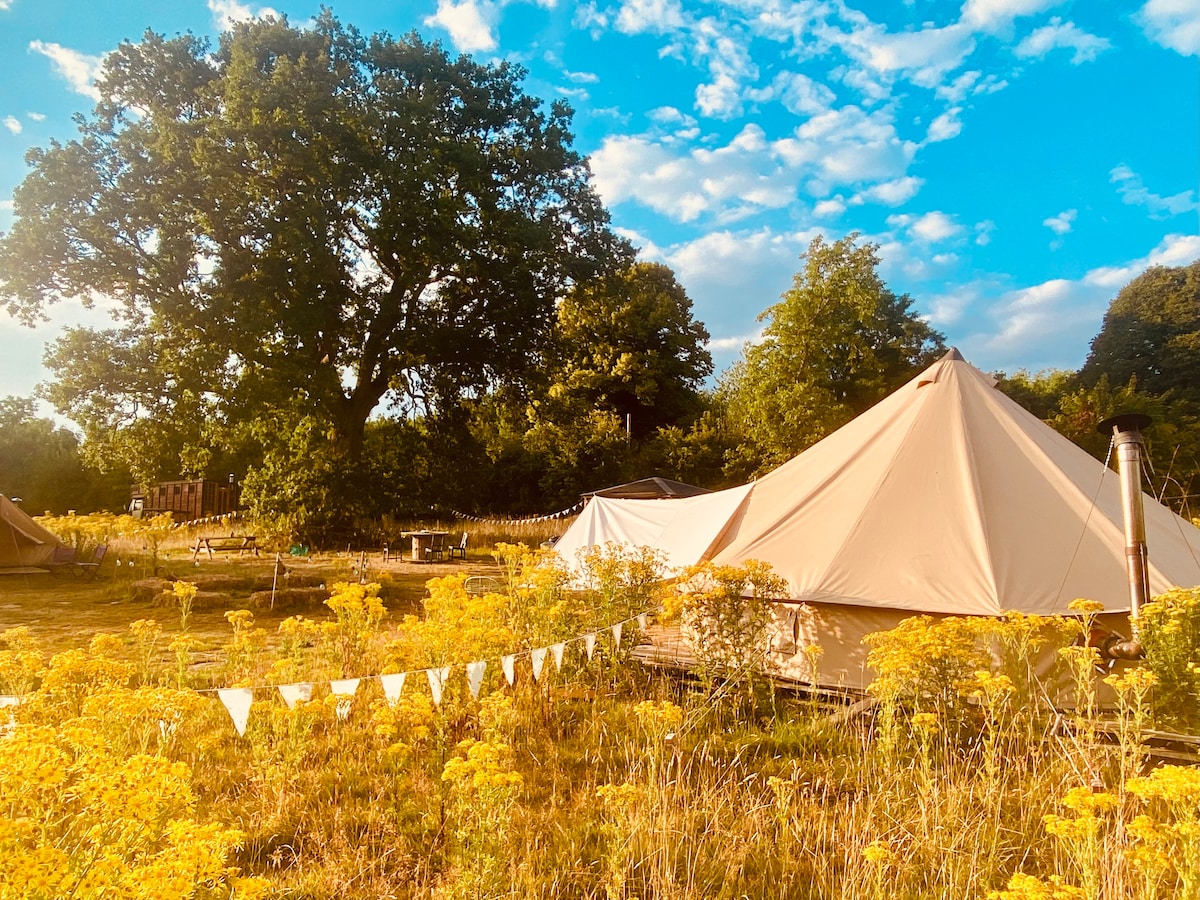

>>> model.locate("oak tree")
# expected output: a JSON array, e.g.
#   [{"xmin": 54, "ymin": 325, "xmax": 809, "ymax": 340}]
[{"xmin": 0, "ymin": 13, "xmax": 628, "ymax": 479}]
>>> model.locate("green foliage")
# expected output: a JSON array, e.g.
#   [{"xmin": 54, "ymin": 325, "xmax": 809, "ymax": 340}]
[
  {"xmin": 718, "ymin": 234, "xmax": 945, "ymax": 478},
  {"xmin": 671, "ymin": 560, "xmax": 788, "ymax": 702},
  {"xmin": 0, "ymin": 13, "xmax": 628, "ymax": 486},
  {"xmin": 548, "ymin": 261, "xmax": 713, "ymax": 438},
  {"xmin": 1048, "ymin": 376, "xmax": 1200, "ymax": 509},
  {"xmin": 1139, "ymin": 587, "xmax": 1200, "ymax": 732},
  {"xmin": 0, "ymin": 397, "xmax": 127, "ymax": 514},
  {"xmin": 1081, "ymin": 261, "xmax": 1200, "ymax": 404},
  {"xmin": 996, "ymin": 369, "xmax": 1079, "ymax": 420}
]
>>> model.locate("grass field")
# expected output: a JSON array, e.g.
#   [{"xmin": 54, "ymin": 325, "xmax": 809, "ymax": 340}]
[
  {"xmin": 2, "ymin": 540, "xmax": 1198, "ymax": 900},
  {"xmin": 0, "ymin": 551, "xmax": 500, "ymax": 654}
]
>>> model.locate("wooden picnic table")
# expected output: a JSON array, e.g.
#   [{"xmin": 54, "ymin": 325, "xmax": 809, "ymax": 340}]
[
  {"xmin": 192, "ymin": 535, "xmax": 259, "ymax": 561},
  {"xmin": 400, "ymin": 530, "xmax": 448, "ymax": 562}
]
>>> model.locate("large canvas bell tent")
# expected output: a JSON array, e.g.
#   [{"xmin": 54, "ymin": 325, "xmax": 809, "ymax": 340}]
[
  {"xmin": 0, "ymin": 495, "xmax": 63, "ymax": 570},
  {"xmin": 555, "ymin": 349, "xmax": 1200, "ymax": 689},
  {"xmin": 708, "ymin": 348, "xmax": 1200, "ymax": 688}
]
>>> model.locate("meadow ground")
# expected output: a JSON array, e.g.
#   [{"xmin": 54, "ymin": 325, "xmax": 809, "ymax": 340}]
[
  {"xmin": 0, "ymin": 550, "xmax": 501, "ymax": 654},
  {"xmin": 2, "ymin": 534, "xmax": 1199, "ymax": 900}
]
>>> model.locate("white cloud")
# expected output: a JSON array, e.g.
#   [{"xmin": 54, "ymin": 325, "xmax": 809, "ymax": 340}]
[
  {"xmin": 959, "ymin": 0, "xmax": 1064, "ymax": 34},
  {"xmin": 425, "ymin": 0, "xmax": 498, "ymax": 52},
  {"xmin": 648, "ymin": 106, "xmax": 695, "ymax": 126},
  {"xmin": 656, "ymin": 226, "xmax": 823, "ymax": 344},
  {"xmin": 1136, "ymin": 0, "xmax": 1200, "ymax": 56},
  {"xmin": 28, "ymin": 40, "xmax": 106, "ymax": 101},
  {"xmin": 207, "ymin": 0, "xmax": 279, "ymax": 31},
  {"xmin": 1110, "ymin": 165, "xmax": 1199, "ymax": 218},
  {"xmin": 27, "ymin": 112, "xmax": 45, "ymax": 121},
  {"xmin": 564, "ymin": 69, "xmax": 599, "ymax": 84},
  {"xmin": 593, "ymin": 106, "xmax": 917, "ymax": 223},
  {"xmin": 888, "ymin": 210, "xmax": 963, "ymax": 242},
  {"xmin": 769, "ymin": 71, "xmax": 837, "ymax": 117},
  {"xmin": 924, "ymin": 288, "xmax": 976, "ymax": 328},
  {"xmin": 850, "ymin": 176, "xmax": 924, "ymax": 206},
  {"xmin": 0, "ymin": 0, "xmax": 12, "ymax": 9},
  {"xmin": 1014, "ymin": 18, "xmax": 1112, "ymax": 64},
  {"xmin": 0, "ymin": 199, "xmax": 13, "ymax": 211},
  {"xmin": 777, "ymin": 105, "xmax": 918, "ymax": 187},
  {"xmin": 2, "ymin": 116, "xmax": 20, "ymax": 135},
  {"xmin": 573, "ymin": 1, "xmax": 609, "ymax": 33},
  {"xmin": 1042, "ymin": 208, "xmax": 1077, "ymax": 235},
  {"xmin": 926, "ymin": 107, "xmax": 963, "ymax": 142},
  {"xmin": 835, "ymin": 20, "xmax": 976, "ymax": 90},
  {"xmin": 615, "ymin": 0, "xmax": 685, "ymax": 35},
  {"xmin": 706, "ymin": 330, "xmax": 764, "ymax": 352},
  {"xmin": 813, "ymin": 197, "xmax": 847, "ymax": 217},
  {"xmin": 964, "ymin": 233, "xmax": 1200, "ymax": 372},
  {"xmin": 974, "ymin": 220, "xmax": 996, "ymax": 245},
  {"xmin": 690, "ymin": 18, "xmax": 759, "ymax": 119}
]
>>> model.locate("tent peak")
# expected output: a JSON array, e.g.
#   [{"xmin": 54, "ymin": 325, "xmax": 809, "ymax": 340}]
[{"xmin": 942, "ymin": 347, "xmax": 964, "ymax": 362}]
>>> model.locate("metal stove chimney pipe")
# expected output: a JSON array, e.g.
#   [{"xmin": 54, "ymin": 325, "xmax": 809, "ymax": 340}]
[{"xmin": 1096, "ymin": 413, "xmax": 1152, "ymax": 655}]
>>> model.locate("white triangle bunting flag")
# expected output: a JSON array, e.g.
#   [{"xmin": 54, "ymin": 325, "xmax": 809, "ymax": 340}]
[
  {"xmin": 637, "ymin": 613, "xmax": 648, "ymax": 630},
  {"xmin": 530, "ymin": 647, "xmax": 547, "ymax": 682},
  {"xmin": 277, "ymin": 682, "xmax": 313, "ymax": 709},
  {"xmin": 329, "ymin": 679, "xmax": 359, "ymax": 720},
  {"xmin": 551, "ymin": 642, "xmax": 566, "ymax": 671},
  {"xmin": 427, "ymin": 666, "xmax": 451, "ymax": 706},
  {"xmin": 501, "ymin": 654, "xmax": 516, "ymax": 686},
  {"xmin": 611, "ymin": 622, "xmax": 623, "ymax": 649},
  {"xmin": 466, "ymin": 660, "xmax": 487, "ymax": 699},
  {"xmin": 584, "ymin": 633, "xmax": 596, "ymax": 660},
  {"xmin": 218, "ymin": 688, "xmax": 254, "ymax": 737},
  {"xmin": 379, "ymin": 673, "xmax": 406, "ymax": 704}
]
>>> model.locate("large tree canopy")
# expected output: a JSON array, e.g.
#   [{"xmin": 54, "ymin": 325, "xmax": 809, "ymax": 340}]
[
  {"xmin": 1080, "ymin": 261, "xmax": 1200, "ymax": 404},
  {"xmin": 541, "ymin": 262, "xmax": 712, "ymax": 437},
  {"xmin": 0, "ymin": 13, "xmax": 629, "ymax": 475},
  {"xmin": 719, "ymin": 234, "xmax": 945, "ymax": 477}
]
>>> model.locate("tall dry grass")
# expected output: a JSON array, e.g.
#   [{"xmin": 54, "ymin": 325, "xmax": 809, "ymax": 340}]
[{"xmin": 1, "ymin": 549, "xmax": 1197, "ymax": 899}]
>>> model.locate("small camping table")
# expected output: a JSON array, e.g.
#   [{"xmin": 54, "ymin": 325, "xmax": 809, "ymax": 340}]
[{"xmin": 400, "ymin": 530, "xmax": 448, "ymax": 562}]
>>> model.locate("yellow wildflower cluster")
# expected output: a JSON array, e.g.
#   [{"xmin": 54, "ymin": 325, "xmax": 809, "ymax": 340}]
[
  {"xmin": 37, "ymin": 511, "xmax": 175, "ymax": 564},
  {"xmin": 632, "ymin": 698, "xmax": 684, "ymax": 741},
  {"xmin": 0, "ymin": 723, "xmax": 260, "ymax": 899},
  {"xmin": 1139, "ymin": 586, "xmax": 1200, "ymax": 731},
  {"xmin": 31, "ymin": 636, "xmax": 134, "ymax": 719},
  {"xmin": 595, "ymin": 780, "xmax": 642, "ymax": 812},
  {"xmin": 386, "ymin": 575, "xmax": 517, "ymax": 702},
  {"xmin": 0, "ymin": 626, "xmax": 44, "ymax": 696},
  {"xmin": 865, "ymin": 615, "xmax": 989, "ymax": 716},
  {"xmin": 442, "ymin": 738, "xmax": 524, "ymax": 796},
  {"xmin": 862, "ymin": 839, "xmax": 896, "ymax": 867},
  {"xmin": 988, "ymin": 873, "xmax": 1086, "ymax": 900},
  {"xmin": 369, "ymin": 691, "xmax": 437, "ymax": 765}
]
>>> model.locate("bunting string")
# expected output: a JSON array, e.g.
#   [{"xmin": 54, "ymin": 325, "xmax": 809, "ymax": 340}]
[
  {"xmin": 196, "ymin": 607, "xmax": 659, "ymax": 732},
  {"xmin": 448, "ymin": 500, "xmax": 585, "ymax": 525},
  {"xmin": 2, "ymin": 608, "xmax": 661, "ymax": 735}
]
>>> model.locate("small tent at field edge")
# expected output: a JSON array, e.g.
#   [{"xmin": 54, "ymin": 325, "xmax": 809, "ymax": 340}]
[{"xmin": 0, "ymin": 495, "xmax": 64, "ymax": 570}]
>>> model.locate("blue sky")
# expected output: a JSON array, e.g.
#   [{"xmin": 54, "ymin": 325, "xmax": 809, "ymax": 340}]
[{"xmin": 1, "ymin": 0, "xmax": 1197, "ymax": 407}]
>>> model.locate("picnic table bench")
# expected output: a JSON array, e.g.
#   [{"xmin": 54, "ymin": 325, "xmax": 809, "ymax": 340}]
[{"xmin": 192, "ymin": 535, "xmax": 259, "ymax": 561}]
